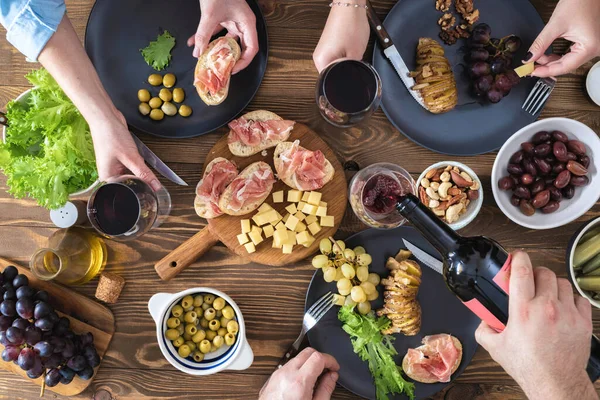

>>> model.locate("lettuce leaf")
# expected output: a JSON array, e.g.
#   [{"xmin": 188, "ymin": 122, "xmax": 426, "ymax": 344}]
[
  {"xmin": 140, "ymin": 30, "xmax": 176, "ymax": 71},
  {"xmin": 0, "ymin": 68, "xmax": 97, "ymax": 209}
]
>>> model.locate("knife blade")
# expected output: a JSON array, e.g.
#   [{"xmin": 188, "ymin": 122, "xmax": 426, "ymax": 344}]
[
  {"xmin": 131, "ymin": 134, "xmax": 188, "ymax": 186},
  {"xmin": 365, "ymin": 1, "xmax": 427, "ymax": 110},
  {"xmin": 402, "ymin": 239, "xmax": 443, "ymax": 275}
]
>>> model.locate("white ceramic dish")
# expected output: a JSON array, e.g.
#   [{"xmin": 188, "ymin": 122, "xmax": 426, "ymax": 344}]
[
  {"xmin": 148, "ymin": 288, "xmax": 253, "ymax": 375},
  {"xmin": 2, "ymin": 89, "xmax": 97, "ymax": 197},
  {"xmin": 492, "ymin": 118, "xmax": 600, "ymax": 230},
  {"xmin": 416, "ymin": 161, "xmax": 483, "ymax": 230},
  {"xmin": 586, "ymin": 61, "xmax": 600, "ymax": 107},
  {"xmin": 568, "ymin": 217, "xmax": 600, "ymax": 308}
]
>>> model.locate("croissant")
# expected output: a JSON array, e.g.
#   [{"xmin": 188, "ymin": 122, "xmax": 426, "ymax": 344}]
[{"xmin": 410, "ymin": 38, "xmax": 458, "ymax": 114}]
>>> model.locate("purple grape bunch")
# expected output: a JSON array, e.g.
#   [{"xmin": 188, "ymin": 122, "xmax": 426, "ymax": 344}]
[
  {"xmin": 466, "ymin": 23, "xmax": 523, "ymax": 103},
  {"xmin": 0, "ymin": 266, "xmax": 100, "ymax": 387}
]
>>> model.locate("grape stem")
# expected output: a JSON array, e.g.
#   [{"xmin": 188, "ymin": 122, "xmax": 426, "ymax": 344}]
[
  {"xmin": 328, "ymin": 237, "xmax": 343, "ymax": 255},
  {"xmin": 40, "ymin": 370, "xmax": 46, "ymax": 397}
]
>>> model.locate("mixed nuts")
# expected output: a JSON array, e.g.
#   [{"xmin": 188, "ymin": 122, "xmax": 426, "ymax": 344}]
[{"xmin": 418, "ymin": 165, "xmax": 480, "ymax": 224}]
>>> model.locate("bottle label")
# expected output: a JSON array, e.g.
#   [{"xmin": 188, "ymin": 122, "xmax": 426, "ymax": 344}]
[{"xmin": 463, "ymin": 253, "xmax": 512, "ymax": 332}]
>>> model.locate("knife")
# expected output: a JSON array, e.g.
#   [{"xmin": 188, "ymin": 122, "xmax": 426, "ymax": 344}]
[
  {"xmin": 365, "ymin": 1, "xmax": 427, "ymax": 109},
  {"xmin": 130, "ymin": 133, "xmax": 188, "ymax": 186},
  {"xmin": 402, "ymin": 239, "xmax": 443, "ymax": 275}
]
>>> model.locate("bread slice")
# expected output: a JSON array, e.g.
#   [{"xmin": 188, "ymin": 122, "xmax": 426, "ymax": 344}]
[
  {"xmin": 228, "ymin": 110, "xmax": 295, "ymax": 157},
  {"xmin": 273, "ymin": 141, "xmax": 335, "ymax": 191},
  {"xmin": 194, "ymin": 37, "xmax": 241, "ymax": 106},
  {"xmin": 402, "ymin": 335, "xmax": 463, "ymax": 384},
  {"xmin": 194, "ymin": 157, "xmax": 238, "ymax": 219},
  {"xmin": 218, "ymin": 161, "xmax": 274, "ymax": 216}
]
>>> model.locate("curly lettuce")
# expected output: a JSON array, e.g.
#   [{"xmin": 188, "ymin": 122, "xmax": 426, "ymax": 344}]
[{"xmin": 140, "ymin": 30, "xmax": 176, "ymax": 71}]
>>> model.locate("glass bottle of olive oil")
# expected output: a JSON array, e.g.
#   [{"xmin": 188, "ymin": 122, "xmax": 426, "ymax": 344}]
[{"xmin": 29, "ymin": 227, "xmax": 107, "ymax": 285}]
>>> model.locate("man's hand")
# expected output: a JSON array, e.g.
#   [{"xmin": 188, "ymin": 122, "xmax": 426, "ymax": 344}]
[
  {"xmin": 259, "ymin": 348, "xmax": 340, "ymax": 400},
  {"xmin": 475, "ymin": 251, "xmax": 597, "ymax": 400},
  {"xmin": 188, "ymin": 0, "xmax": 259, "ymax": 73}
]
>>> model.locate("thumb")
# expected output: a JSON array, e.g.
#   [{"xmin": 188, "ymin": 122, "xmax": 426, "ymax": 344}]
[
  {"xmin": 475, "ymin": 321, "xmax": 499, "ymax": 353},
  {"xmin": 190, "ymin": 18, "xmax": 215, "ymax": 58},
  {"xmin": 125, "ymin": 155, "xmax": 162, "ymax": 192},
  {"xmin": 524, "ymin": 22, "xmax": 562, "ymax": 63},
  {"xmin": 313, "ymin": 371, "xmax": 338, "ymax": 400}
]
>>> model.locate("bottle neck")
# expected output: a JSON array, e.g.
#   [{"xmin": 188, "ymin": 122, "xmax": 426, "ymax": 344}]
[{"xmin": 396, "ymin": 194, "xmax": 461, "ymax": 255}]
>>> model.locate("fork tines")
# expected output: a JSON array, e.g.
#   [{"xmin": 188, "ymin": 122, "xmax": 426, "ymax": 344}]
[
  {"xmin": 305, "ymin": 291, "xmax": 335, "ymax": 328},
  {"xmin": 522, "ymin": 78, "xmax": 556, "ymax": 116}
]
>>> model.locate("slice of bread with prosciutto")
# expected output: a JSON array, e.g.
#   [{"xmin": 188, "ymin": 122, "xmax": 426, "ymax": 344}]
[
  {"xmin": 228, "ymin": 110, "xmax": 296, "ymax": 157},
  {"xmin": 194, "ymin": 158, "xmax": 239, "ymax": 219},
  {"xmin": 194, "ymin": 37, "xmax": 241, "ymax": 106},
  {"xmin": 274, "ymin": 140, "xmax": 335, "ymax": 191},
  {"xmin": 218, "ymin": 162, "xmax": 276, "ymax": 216}
]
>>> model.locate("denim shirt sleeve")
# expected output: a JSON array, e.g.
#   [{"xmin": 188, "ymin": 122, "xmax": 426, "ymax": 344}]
[{"xmin": 0, "ymin": 0, "xmax": 66, "ymax": 61}]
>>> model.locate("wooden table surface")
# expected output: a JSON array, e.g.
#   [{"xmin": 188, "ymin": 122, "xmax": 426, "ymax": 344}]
[{"xmin": 1, "ymin": 0, "xmax": 599, "ymax": 399}]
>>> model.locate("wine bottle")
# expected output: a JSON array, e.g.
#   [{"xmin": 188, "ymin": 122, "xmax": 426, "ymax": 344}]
[{"xmin": 396, "ymin": 193, "xmax": 600, "ymax": 381}]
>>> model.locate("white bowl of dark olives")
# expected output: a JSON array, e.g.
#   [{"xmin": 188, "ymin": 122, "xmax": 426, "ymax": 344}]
[
  {"xmin": 492, "ymin": 118, "xmax": 600, "ymax": 229},
  {"xmin": 148, "ymin": 288, "xmax": 253, "ymax": 375}
]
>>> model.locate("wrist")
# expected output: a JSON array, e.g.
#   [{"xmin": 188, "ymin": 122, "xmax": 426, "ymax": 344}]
[{"xmin": 521, "ymin": 371, "xmax": 597, "ymax": 400}]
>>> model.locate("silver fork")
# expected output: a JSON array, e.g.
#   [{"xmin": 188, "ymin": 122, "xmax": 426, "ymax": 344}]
[
  {"xmin": 522, "ymin": 77, "xmax": 556, "ymax": 116},
  {"xmin": 277, "ymin": 291, "xmax": 335, "ymax": 368}
]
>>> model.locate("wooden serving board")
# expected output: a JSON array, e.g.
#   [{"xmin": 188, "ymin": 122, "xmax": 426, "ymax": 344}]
[
  {"xmin": 0, "ymin": 258, "xmax": 115, "ymax": 396},
  {"xmin": 155, "ymin": 123, "xmax": 348, "ymax": 280}
]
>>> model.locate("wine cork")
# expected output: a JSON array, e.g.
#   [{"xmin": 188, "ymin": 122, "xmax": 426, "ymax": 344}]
[{"xmin": 95, "ymin": 273, "xmax": 125, "ymax": 304}]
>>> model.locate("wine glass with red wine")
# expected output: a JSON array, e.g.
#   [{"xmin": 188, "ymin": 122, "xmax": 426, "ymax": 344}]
[
  {"xmin": 316, "ymin": 59, "xmax": 382, "ymax": 127},
  {"xmin": 86, "ymin": 175, "xmax": 171, "ymax": 241}
]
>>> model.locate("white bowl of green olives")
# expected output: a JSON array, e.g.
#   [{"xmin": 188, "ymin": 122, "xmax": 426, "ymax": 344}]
[{"xmin": 148, "ymin": 288, "xmax": 253, "ymax": 375}]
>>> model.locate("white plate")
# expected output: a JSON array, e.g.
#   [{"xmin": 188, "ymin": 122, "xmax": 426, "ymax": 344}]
[{"xmin": 586, "ymin": 61, "xmax": 600, "ymax": 107}]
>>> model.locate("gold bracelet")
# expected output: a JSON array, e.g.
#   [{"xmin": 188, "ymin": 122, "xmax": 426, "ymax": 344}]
[{"xmin": 329, "ymin": 1, "xmax": 368, "ymax": 9}]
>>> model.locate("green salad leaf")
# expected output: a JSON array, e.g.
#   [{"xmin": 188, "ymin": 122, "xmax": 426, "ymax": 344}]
[
  {"xmin": 338, "ymin": 305, "xmax": 415, "ymax": 400},
  {"xmin": 0, "ymin": 69, "xmax": 97, "ymax": 209},
  {"xmin": 140, "ymin": 30, "xmax": 176, "ymax": 71}
]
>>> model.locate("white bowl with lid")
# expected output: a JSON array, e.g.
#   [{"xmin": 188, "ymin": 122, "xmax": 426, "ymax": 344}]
[{"xmin": 586, "ymin": 61, "xmax": 600, "ymax": 107}]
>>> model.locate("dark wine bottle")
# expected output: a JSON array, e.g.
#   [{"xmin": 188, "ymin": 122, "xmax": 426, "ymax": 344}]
[{"xmin": 396, "ymin": 193, "xmax": 600, "ymax": 381}]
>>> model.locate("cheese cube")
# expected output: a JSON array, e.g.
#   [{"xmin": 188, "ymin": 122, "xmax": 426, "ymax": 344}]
[
  {"xmin": 307, "ymin": 192, "xmax": 322, "ymax": 206},
  {"xmin": 273, "ymin": 230, "xmax": 287, "ymax": 247},
  {"xmin": 294, "ymin": 211, "xmax": 306, "ymax": 221},
  {"xmin": 284, "ymin": 230, "xmax": 297, "ymax": 245},
  {"xmin": 258, "ymin": 203, "xmax": 273, "ymax": 213},
  {"xmin": 285, "ymin": 203, "xmax": 297, "ymax": 215},
  {"xmin": 316, "ymin": 206, "xmax": 328, "ymax": 217},
  {"xmin": 282, "ymin": 213, "xmax": 290, "ymax": 223},
  {"xmin": 321, "ymin": 216, "xmax": 335, "ymax": 227},
  {"xmin": 302, "ymin": 236, "xmax": 316, "ymax": 248},
  {"xmin": 275, "ymin": 222, "xmax": 287, "ymax": 231},
  {"xmin": 287, "ymin": 190, "xmax": 303, "ymax": 203},
  {"xmin": 297, "ymin": 201, "xmax": 306, "ymax": 211},
  {"xmin": 263, "ymin": 224, "xmax": 275, "ymax": 238},
  {"xmin": 294, "ymin": 221, "xmax": 307, "ymax": 232},
  {"xmin": 244, "ymin": 242, "xmax": 256, "ymax": 253},
  {"xmin": 237, "ymin": 233, "xmax": 249, "ymax": 245},
  {"xmin": 515, "ymin": 63, "xmax": 534, "ymax": 77},
  {"xmin": 305, "ymin": 215, "xmax": 318, "ymax": 225},
  {"xmin": 285, "ymin": 214, "xmax": 300, "ymax": 231},
  {"xmin": 282, "ymin": 244, "xmax": 293, "ymax": 254},
  {"xmin": 241, "ymin": 219, "xmax": 251, "ymax": 234},
  {"xmin": 302, "ymin": 192, "xmax": 311, "ymax": 202},
  {"xmin": 296, "ymin": 231, "xmax": 313, "ymax": 245},
  {"xmin": 272, "ymin": 190, "xmax": 284, "ymax": 203},
  {"xmin": 308, "ymin": 222, "xmax": 322, "ymax": 235},
  {"xmin": 251, "ymin": 225, "xmax": 263, "ymax": 234},
  {"xmin": 254, "ymin": 209, "xmax": 278, "ymax": 226},
  {"xmin": 248, "ymin": 230, "xmax": 263, "ymax": 245},
  {"xmin": 302, "ymin": 203, "xmax": 318, "ymax": 215},
  {"xmin": 272, "ymin": 240, "xmax": 282, "ymax": 249},
  {"xmin": 319, "ymin": 201, "xmax": 327, "ymax": 207}
]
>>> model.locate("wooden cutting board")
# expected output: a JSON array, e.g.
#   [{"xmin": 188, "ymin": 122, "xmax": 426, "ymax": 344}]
[
  {"xmin": 155, "ymin": 123, "xmax": 348, "ymax": 280},
  {"xmin": 0, "ymin": 258, "xmax": 115, "ymax": 396}
]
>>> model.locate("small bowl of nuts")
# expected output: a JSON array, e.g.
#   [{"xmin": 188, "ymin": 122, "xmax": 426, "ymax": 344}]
[{"xmin": 416, "ymin": 161, "xmax": 483, "ymax": 230}]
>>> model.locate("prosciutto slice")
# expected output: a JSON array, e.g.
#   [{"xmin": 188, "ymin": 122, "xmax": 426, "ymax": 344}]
[
  {"xmin": 228, "ymin": 117, "xmax": 295, "ymax": 147},
  {"xmin": 194, "ymin": 38, "xmax": 236, "ymax": 96},
  {"xmin": 226, "ymin": 166, "xmax": 276, "ymax": 212},
  {"xmin": 278, "ymin": 140, "xmax": 328, "ymax": 191},
  {"xmin": 404, "ymin": 334, "xmax": 460, "ymax": 383},
  {"xmin": 195, "ymin": 159, "xmax": 238, "ymax": 217}
]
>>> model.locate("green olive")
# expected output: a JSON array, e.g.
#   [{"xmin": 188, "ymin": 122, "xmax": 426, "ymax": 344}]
[
  {"xmin": 217, "ymin": 327, "xmax": 227, "ymax": 337},
  {"xmin": 185, "ymin": 341, "xmax": 196, "ymax": 352},
  {"xmin": 171, "ymin": 305, "xmax": 183, "ymax": 318},
  {"xmin": 205, "ymin": 330, "xmax": 217, "ymax": 341},
  {"xmin": 178, "ymin": 104, "xmax": 192, "ymax": 117},
  {"xmin": 193, "ymin": 295, "xmax": 204, "ymax": 307},
  {"xmin": 161, "ymin": 101, "xmax": 177, "ymax": 116},
  {"xmin": 149, "ymin": 97, "xmax": 162, "ymax": 109},
  {"xmin": 150, "ymin": 109, "xmax": 164, "ymax": 121},
  {"xmin": 185, "ymin": 324, "xmax": 198, "ymax": 335},
  {"xmin": 185, "ymin": 305, "xmax": 194, "ymax": 312},
  {"xmin": 183, "ymin": 332, "xmax": 193, "ymax": 341},
  {"xmin": 192, "ymin": 330, "xmax": 206, "ymax": 343},
  {"xmin": 213, "ymin": 335, "xmax": 224, "ymax": 349},
  {"xmin": 148, "ymin": 73, "xmax": 163, "ymax": 86},
  {"xmin": 138, "ymin": 89, "xmax": 151, "ymax": 102},
  {"xmin": 176, "ymin": 324, "xmax": 185, "ymax": 336},
  {"xmin": 220, "ymin": 317, "xmax": 231, "ymax": 327},
  {"xmin": 203, "ymin": 294, "xmax": 215, "ymax": 305},
  {"xmin": 199, "ymin": 318, "xmax": 209, "ymax": 329},
  {"xmin": 181, "ymin": 295, "xmax": 194, "ymax": 309},
  {"xmin": 208, "ymin": 320, "xmax": 220, "ymax": 332},
  {"xmin": 199, "ymin": 340, "xmax": 211, "ymax": 354},
  {"xmin": 172, "ymin": 337, "xmax": 184, "ymax": 347},
  {"xmin": 227, "ymin": 320, "xmax": 239, "ymax": 335},
  {"xmin": 165, "ymin": 329, "xmax": 180, "ymax": 341},
  {"xmin": 167, "ymin": 318, "xmax": 180, "ymax": 329},
  {"xmin": 204, "ymin": 308, "xmax": 216, "ymax": 321},
  {"xmin": 193, "ymin": 351, "xmax": 205, "ymax": 362},
  {"xmin": 224, "ymin": 333, "xmax": 236, "ymax": 346},
  {"xmin": 194, "ymin": 307, "xmax": 203, "ymax": 317},
  {"xmin": 159, "ymin": 88, "xmax": 173, "ymax": 102},
  {"xmin": 221, "ymin": 306, "xmax": 235, "ymax": 320},
  {"xmin": 178, "ymin": 344, "xmax": 191, "ymax": 358},
  {"xmin": 184, "ymin": 311, "xmax": 197, "ymax": 324},
  {"xmin": 216, "ymin": 310, "xmax": 223, "ymax": 318},
  {"xmin": 163, "ymin": 73, "xmax": 176, "ymax": 88},
  {"xmin": 212, "ymin": 297, "xmax": 226, "ymax": 311},
  {"xmin": 138, "ymin": 102, "xmax": 151, "ymax": 116},
  {"xmin": 210, "ymin": 344, "xmax": 218, "ymax": 353},
  {"xmin": 173, "ymin": 88, "xmax": 185, "ymax": 103},
  {"xmin": 201, "ymin": 303, "xmax": 210, "ymax": 311}
]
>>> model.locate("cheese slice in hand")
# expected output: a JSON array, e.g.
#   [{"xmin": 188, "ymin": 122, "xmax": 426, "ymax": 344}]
[{"xmin": 515, "ymin": 63, "xmax": 534, "ymax": 77}]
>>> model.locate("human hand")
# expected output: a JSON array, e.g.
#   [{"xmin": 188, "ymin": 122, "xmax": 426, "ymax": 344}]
[
  {"xmin": 313, "ymin": 4, "xmax": 370, "ymax": 72},
  {"xmin": 475, "ymin": 251, "xmax": 597, "ymax": 400},
  {"xmin": 89, "ymin": 112, "xmax": 162, "ymax": 191},
  {"xmin": 259, "ymin": 348, "xmax": 340, "ymax": 400},
  {"xmin": 188, "ymin": 0, "xmax": 259, "ymax": 73},
  {"xmin": 525, "ymin": 0, "xmax": 600, "ymax": 77}
]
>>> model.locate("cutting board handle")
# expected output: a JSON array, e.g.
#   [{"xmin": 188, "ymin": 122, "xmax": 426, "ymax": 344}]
[{"xmin": 155, "ymin": 226, "xmax": 219, "ymax": 281}]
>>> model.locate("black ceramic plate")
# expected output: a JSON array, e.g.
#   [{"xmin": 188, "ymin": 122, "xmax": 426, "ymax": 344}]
[
  {"xmin": 306, "ymin": 227, "xmax": 480, "ymax": 400},
  {"xmin": 85, "ymin": 0, "xmax": 268, "ymax": 138},
  {"xmin": 372, "ymin": 0, "xmax": 546, "ymax": 155}
]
